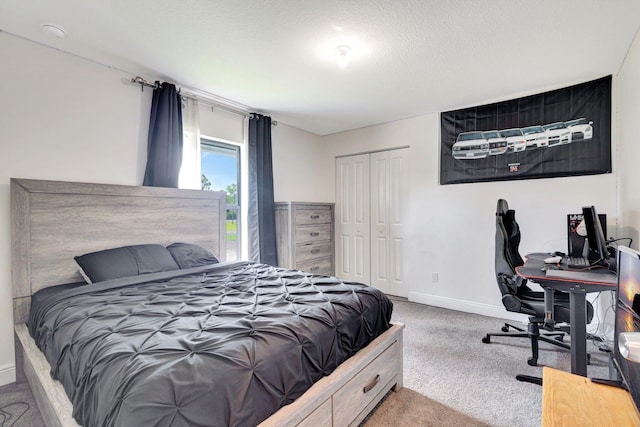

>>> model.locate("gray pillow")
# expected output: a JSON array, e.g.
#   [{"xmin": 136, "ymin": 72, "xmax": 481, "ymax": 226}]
[
  {"xmin": 166, "ymin": 243, "xmax": 219, "ymax": 269},
  {"xmin": 74, "ymin": 244, "xmax": 180, "ymax": 283}
]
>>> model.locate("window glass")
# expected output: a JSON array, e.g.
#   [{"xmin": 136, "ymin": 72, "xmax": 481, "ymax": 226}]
[{"xmin": 201, "ymin": 139, "xmax": 240, "ymax": 261}]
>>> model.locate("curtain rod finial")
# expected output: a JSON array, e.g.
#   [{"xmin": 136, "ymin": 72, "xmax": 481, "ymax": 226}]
[{"xmin": 131, "ymin": 76, "xmax": 145, "ymax": 92}]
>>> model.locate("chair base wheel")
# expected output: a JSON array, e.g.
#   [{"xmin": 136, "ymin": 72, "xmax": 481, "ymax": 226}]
[
  {"xmin": 482, "ymin": 335, "xmax": 491, "ymax": 344},
  {"xmin": 527, "ymin": 357, "xmax": 537, "ymax": 367},
  {"xmin": 501, "ymin": 326, "xmax": 509, "ymax": 332}
]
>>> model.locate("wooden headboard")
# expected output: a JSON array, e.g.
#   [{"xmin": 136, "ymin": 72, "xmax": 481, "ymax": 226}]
[{"xmin": 11, "ymin": 178, "xmax": 226, "ymax": 324}]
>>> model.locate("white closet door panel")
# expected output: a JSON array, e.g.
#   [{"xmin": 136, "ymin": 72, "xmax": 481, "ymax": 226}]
[
  {"xmin": 355, "ymin": 235, "xmax": 367, "ymax": 277},
  {"xmin": 337, "ymin": 161, "xmax": 350, "ymax": 225},
  {"xmin": 373, "ymin": 156, "xmax": 387, "ymax": 226},
  {"xmin": 391, "ymin": 237, "xmax": 404, "ymax": 283},
  {"xmin": 370, "ymin": 152, "xmax": 390, "ymax": 293},
  {"xmin": 374, "ymin": 236, "xmax": 388, "ymax": 279},
  {"xmin": 388, "ymin": 149, "xmax": 408, "ymax": 296},
  {"xmin": 335, "ymin": 155, "xmax": 370, "ymax": 283},
  {"xmin": 336, "ymin": 149, "xmax": 407, "ymax": 296},
  {"xmin": 354, "ymin": 160, "xmax": 367, "ymax": 226},
  {"xmin": 370, "ymin": 149, "xmax": 408, "ymax": 297},
  {"xmin": 338, "ymin": 235, "xmax": 350, "ymax": 275},
  {"xmin": 390, "ymin": 155, "xmax": 405, "ymax": 226}
]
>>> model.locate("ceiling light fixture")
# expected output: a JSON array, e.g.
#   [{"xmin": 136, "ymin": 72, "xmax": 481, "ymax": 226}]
[
  {"xmin": 335, "ymin": 45, "xmax": 351, "ymax": 68},
  {"xmin": 41, "ymin": 23, "xmax": 66, "ymax": 39}
]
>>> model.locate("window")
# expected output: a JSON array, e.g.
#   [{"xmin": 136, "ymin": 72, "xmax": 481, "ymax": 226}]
[{"xmin": 201, "ymin": 139, "xmax": 240, "ymax": 261}]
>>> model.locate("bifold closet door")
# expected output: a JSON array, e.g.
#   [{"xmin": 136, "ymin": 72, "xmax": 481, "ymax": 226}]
[
  {"xmin": 335, "ymin": 154, "xmax": 370, "ymax": 284},
  {"xmin": 370, "ymin": 149, "xmax": 408, "ymax": 297},
  {"xmin": 336, "ymin": 149, "xmax": 408, "ymax": 297}
]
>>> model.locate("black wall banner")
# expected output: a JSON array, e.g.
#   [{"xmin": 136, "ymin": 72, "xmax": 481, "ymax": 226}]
[{"xmin": 440, "ymin": 76, "xmax": 612, "ymax": 185}]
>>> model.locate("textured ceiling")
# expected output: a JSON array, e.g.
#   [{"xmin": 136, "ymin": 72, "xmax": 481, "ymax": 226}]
[{"xmin": 1, "ymin": 0, "xmax": 639, "ymax": 135}]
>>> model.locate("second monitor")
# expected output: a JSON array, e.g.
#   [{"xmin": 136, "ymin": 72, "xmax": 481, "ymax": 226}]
[
  {"xmin": 582, "ymin": 205, "xmax": 611, "ymax": 268},
  {"xmin": 568, "ymin": 212, "xmax": 606, "ymax": 257}
]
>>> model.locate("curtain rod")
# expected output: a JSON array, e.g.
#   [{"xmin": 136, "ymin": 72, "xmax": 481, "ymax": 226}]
[
  {"xmin": 130, "ymin": 76, "xmax": 258, "ymax": 119},
  {"xmin": 335, "ymin": 145, "xmax": 410, "ymax": 158},
  {"xmin": 131, "ymin": 76, "xmax": 161, "ymax": 90}
]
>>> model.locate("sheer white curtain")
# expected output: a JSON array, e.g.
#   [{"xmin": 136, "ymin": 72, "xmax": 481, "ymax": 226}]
[{"xmin": 178, "ymin": 97, "xmax": 201, "ymax": 189}]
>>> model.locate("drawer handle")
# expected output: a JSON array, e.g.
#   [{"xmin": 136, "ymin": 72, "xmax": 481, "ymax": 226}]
[
  {"xmin": 363, "ymin": 374, "xmax": 380, "ymax": 394},
  {"xmin": 310, "ymin": 249, "xmax": 320, "ymax": 254},
  {"xmin": 309, "ymin": 266, "xmax": 320, "ymax": 271},
  {"xmin": 309, "ymin": 232, "xmax": 320, "ymax": 237},
  {"xmin": 310, "ymin": 215, "xmax": 320, "ymax": 219}
]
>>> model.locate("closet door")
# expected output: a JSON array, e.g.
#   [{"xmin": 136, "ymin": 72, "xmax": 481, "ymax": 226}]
[
  {"xmin": 370, "ymin": 149, "xmax": 408, "ymax": 297},
  {"xmin": 335, "ymin": 154, "xmax": 370, "ymax": 284}
]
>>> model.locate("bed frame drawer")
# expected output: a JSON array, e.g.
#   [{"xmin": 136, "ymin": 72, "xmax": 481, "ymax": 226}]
[
  {"xmin": 259, "ymin": 323, "xmax": 403, "ymax": 427},
  {"xmin": 297, "ymin": 398, "xmax": 332, "ymax": 427},
  {"xmin": 332, "ymin": 339, "xmax": 400, "ymax": 426}
]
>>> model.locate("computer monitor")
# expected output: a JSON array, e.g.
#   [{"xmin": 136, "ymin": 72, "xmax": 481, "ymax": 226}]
[
  {"xmin": 582, "ymin": 205, "xmax": 609, "ymax": 265},
  {"xmin": 614, "ymin": 246, "xmax": 640, "ymax": 409},
  {"xmin": 567, "ymin": 213, "xmax": 606, "ymax": 257}
]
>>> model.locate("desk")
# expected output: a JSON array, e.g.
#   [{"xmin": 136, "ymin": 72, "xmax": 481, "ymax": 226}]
[
  {"xmin": 516, "ymin": 253, "xmax": 616, "ymax": 377},
  {"xmin": 542, "ymin": 367, "xmax": 640, "ymax": 426}
]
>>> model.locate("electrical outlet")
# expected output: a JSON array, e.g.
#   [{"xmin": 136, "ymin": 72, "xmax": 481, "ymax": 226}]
[{"xmin": 431, "ymin": 272, "xmax": 438, "ymax": 283}]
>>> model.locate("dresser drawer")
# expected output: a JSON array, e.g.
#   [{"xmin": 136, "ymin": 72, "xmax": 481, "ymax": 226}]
[
  {"xmin": 332, "ymin": 340, "xmax": 400, "ymax": 426},
  {"xmin": 295, "ymin": 207, "xmax": 332, "ymax": 225},
  {"xmin": 295, "ymin": 224, "xmax": 331, "ymax": 244},
  {"xmin": 295, "ymin": 241, "xmax": 332, "ymax": 263},
  {"xmin": 275, "ymin": 202, "xmax": 334, "ymax": 276},
  {"xmin": 297, "ymin": 258, "xmax": 333, "ymax": 276}
]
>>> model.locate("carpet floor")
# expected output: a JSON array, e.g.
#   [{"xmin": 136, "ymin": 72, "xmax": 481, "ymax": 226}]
[
  {"xmin": 0, "ymin": 381, "xmax": 44, "ymax": 427},
  {"xmin": 388, "ymin": 298, "xmax": 609, "ymax": 427},
  {"xmin": 363, "ymin": 388, "xmax": 491, "ymax": 426},
  {"xmin": 0, "ymin": 298, "xmax": 610, "ymax": 427}
]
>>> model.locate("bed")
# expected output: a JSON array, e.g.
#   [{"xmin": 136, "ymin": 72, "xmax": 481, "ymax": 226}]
[{"xmin": 11, "ymin": 178, "xmax": 404, "ymax": 427}]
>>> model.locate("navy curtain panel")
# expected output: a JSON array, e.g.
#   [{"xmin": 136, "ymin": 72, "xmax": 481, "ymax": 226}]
[
  {"xmin": 143, "ymin": 82, "xmax": 183, "ymax": 188},
  {"xmin": 248, "ymin": 113, "xmax": 278, "ymax": 265}
]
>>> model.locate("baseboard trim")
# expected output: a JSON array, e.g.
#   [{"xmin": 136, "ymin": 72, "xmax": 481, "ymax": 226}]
[
  {"xmin": 408, "ymin": 291, "xmax": 528, "ymax": 324},
  {"xmin": 0, "ymin": 363, "xmax": 16, "ymax": 386}
]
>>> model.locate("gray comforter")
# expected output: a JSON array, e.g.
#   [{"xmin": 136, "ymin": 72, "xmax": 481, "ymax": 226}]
[{"xmin": 29, "ymin": 261, "xmax": 392, "ymax": 427}]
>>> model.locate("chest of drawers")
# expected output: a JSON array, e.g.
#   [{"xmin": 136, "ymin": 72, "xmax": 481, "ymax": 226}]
[{"xmin": 275, "ymin": 202, "xmax": 334, "ymax": 276}]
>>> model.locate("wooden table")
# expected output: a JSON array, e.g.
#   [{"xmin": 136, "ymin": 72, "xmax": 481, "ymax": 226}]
[{"xmin": 542, "ymin": 367, "xmax": 640, "ymax": 426}]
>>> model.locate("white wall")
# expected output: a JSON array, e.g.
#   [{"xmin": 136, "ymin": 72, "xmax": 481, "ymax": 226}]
[
  {"xmin": 321, "ymin": 94, "xmax": 617, "ymax": 320},
  {"xmin": 0, "ymin": 33, "xmax": 322, "ymax": 384},
  {"xmin": 618, "ymin": 29, "xmax": 640, "ymax": 248},
  {"xmin": 272, "ymin": 123, "xmax": 332, "ymax": 203},
  {"xmin": 0, "ymin": 33, "xmax": 153, "ymax": 384},
  {"xmin": 199, "ymin": 105, "xmax": 245, "ymax": 144}
]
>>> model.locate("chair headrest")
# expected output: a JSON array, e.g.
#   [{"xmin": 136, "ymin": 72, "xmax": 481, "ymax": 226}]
[{"xmin": 496, "ymin": 199, "xmax": 509, "ymax": 216}]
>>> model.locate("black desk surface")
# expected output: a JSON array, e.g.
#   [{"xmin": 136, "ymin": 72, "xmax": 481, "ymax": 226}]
[{"xmin": 516, "ymin": 253, "xmax": 617, "ymax": 292}]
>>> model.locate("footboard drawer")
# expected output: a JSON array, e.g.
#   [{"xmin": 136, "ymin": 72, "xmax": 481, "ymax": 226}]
[
  {"xmin": 253, "ymin": 323, "xmax": 403, "ymax": 427},
  {"xmin": 332, "ymin": 339, "xmax": 400, "ymax": 426},
  {"xmin": 297, "ymin": 398, "xmax": 332, "ymax": 427}
]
